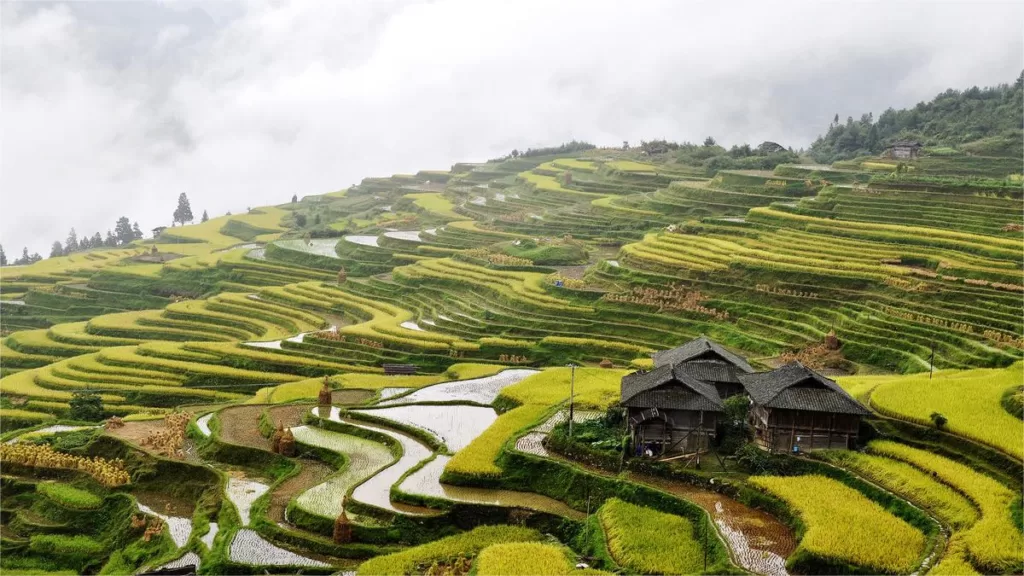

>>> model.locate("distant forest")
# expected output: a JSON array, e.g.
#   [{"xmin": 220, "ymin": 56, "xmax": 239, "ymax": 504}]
[{"xmin": 809, "ymin": 71, "xmax": 1024, "ymax": 163}]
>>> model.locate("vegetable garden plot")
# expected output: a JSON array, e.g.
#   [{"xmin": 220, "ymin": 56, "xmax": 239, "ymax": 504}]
[
  {"xmin": 200, "ymin": 522, "xmax": 218, "ymax": 548},
  {"xmin": 344, "ymin": 235, "xmax": 380, "ymax": 247},
  {"xmin": 351, "ymin": 404, "xmax": 498, "ymax": 451},
  {"xmin": 274, "ymin": 238, "xmax": 341, "ymax": 257},
  {"xmin": 229, "ymin": 528, "xmax": 330, "ymax": 568},
  {"xmin": 378, "ymin": 369, "xmax": 536, "ymax": 406},
  {"xmin": 398, "ymin": 455, "xmax": 584, "ymax": 519},
  {"xmin": 383, "ymin": 230, "xmax": 422, "ymax": 242},
  {"xmin": 138, "ymin": 503, "xmax": 193, "ymax": 548},
  {"xmin": 378, "ymin": 387, "xmax": 412, "ymax": 400},
  {"xmin": 5, "ymin": 424, "xmax": 97, "ymax": 444},
  {"xmin": 340, "ymin": 419, "xmax": 435, "ymax": 514},
  {"xmin": 195, "ymin": 414, "xmax": 213, "ymax": 437},
  {"xmin": 292, "ymin": 425, "xmax": 394, "ymax": 519},
  {"xmin": 226, "ymin": 476, "xmax": 270, "ymax": 526},
  {"xmin": 157, "ymin": 551, "xmax": 200, "ymax": 571}
]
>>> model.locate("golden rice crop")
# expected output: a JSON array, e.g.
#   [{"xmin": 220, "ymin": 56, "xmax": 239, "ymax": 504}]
[
  {"xmin": 356, "ymin": 525, "xmax": 541, "ymax": 576},
  {"xmin": 749, "ymin": 475, "xmax": 925, "ymax": 573},
  {"xmin": 476, "ymin": 542, "xmax": 590, "ymax": 576},
  {"xmin": 444, "ymin": 404, "xmax": 548, "ymax": 478},
  {"xmin": 821, "ymin": 450, "xmax": 978, "ymax": 529},
  {"xmin": 500, "ymin": 367, "xmax": 627, "ymax": 409},
  {"xmin": 868, "ymin": 441, "xmax": 1023, "ymax": 573},
  {"xmin": 1, "ymin": 443, "xmax": 130, "ymax": 486},
  {"xmin": 598, "ymin": 498, "xmax": 702, "ymax": 575},
  {"xmin": 867, "ymin": 363, "xmax": 1023, "ymax": 459}
]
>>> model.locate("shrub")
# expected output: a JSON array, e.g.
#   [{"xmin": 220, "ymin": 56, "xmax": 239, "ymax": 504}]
[{"xmin": 69, "ymin": 390, "xmax": 104, "ymax": 422}]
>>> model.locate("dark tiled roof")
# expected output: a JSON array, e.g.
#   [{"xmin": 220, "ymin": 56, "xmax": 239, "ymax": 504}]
[
  {"xmin": 621, "ymin": 388, "xmax": 723, "ymax": 412},
  {"xmin": 738, "ymin": 362, "xmax": 869, "ymax": 415},
  {"xmin": 620, "ymin": 364, "xmax": 723, "ymax": 412},
  {"xmin": 676, "ymin": 360, "xmax": 742, "ymax": 384},
  {"xmin": 652, "ymin": 336, "xmax": 755, "ymax": 373}
]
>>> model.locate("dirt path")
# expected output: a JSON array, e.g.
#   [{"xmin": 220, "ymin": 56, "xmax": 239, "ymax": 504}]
[{"xmin": 268, "ymin": 459, "xmax": 334, "ymax": 524}]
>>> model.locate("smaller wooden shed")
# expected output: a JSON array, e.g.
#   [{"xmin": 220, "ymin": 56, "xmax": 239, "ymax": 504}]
[
  {"xmin": 621, "ymin": 363, "xmax": 724, "ymax": 456},
  {"xmin": 739, "ymin": 362, "xmax": 869, "ymax": 453}
]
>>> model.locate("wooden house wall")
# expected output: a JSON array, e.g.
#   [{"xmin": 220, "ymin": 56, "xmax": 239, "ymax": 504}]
[
  {"xmin": 751, "ymin": 407, "xmax": 860, "ymax": 453},
  {"xmin": 628, "ymin": 408, "xmax": 718, "ymax": 454}
]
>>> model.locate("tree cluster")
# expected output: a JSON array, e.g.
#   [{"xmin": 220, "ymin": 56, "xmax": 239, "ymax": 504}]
[
  {"xmin": 494, "ymin": 140, "xmax": 596, "ymax": 161},
  {"xmin": 809, "ymin": 71, "xmax": 1024, "ymax": 163},
  {"xmin": 45, "ymin": 216, "xmax": 144, "ymax": 259}
]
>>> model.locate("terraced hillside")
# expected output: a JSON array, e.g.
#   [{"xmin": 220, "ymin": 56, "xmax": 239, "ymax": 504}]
[{"xmin": 0, "ymin": 145, "xmax": 1021, "ymax": 575}]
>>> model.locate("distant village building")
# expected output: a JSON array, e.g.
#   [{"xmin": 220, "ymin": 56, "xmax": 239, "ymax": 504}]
[
  {"xmin": 756, "ymin": 141, "xmax": 787, "ymax": 155},
  {"xmin": 740, "ymin": 362, "xmax": 869, "ymax": 453},
  {"xmin": 884, "ymin": 140, "xmax": 923, "ymax": 159},
  {"xmin": 622, "ymin": 336, "xmax": 869, "ymax": 457}
]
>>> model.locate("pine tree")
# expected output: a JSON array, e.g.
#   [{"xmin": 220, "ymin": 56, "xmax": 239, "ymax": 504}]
[
  {"xmin": 114, "ymin": 217, "xmax": 134, "ymax": 246},
  {"xmin": 132, "ymin": 221, "xmax": 143, "ymax": 240},
  {"xmin": 105, "ymin": 231, "xmax": 117, "ymax": 247},
  {"xmin": 20, "ymin": 247, "xmax": 29, "ymax": 263},
  {"xmin": 201, "ymin": 210, "xmax": 209, "ymax": 223},
  {"xmin": 49, "ymin": 241, "xmax": 64, "ymax": 258},
  {"xmin": 291, "ymin": 194, "xmax": 298, "ymax": 204},
  {"xmin": 0, "ymin": 244, "xmax": 6, "ymax": 266},
  {"xmin": 91, "ymin": 232, "xmax": 103, "ymax": 247},
  {"xmin": 703, "ymin": 136, "xmax": 717, "ymax": 146},
  {"xmin": 65, "ymin": 228, "xmax": 78, "ymax": 254},
  {"xmin": 173, "ymin": 193, "xmax": 194, "ymax": 225}
]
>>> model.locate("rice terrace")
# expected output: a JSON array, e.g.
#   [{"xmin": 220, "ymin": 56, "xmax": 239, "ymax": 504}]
[{"xmin": 1, "ymin": 62, "xmax": 1023, "ymax": 576}]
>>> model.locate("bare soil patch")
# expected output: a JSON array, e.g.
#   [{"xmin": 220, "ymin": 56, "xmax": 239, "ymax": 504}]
[{"xmin": 267, "ymin": 459, "xmax": 334, "ymax": 524}]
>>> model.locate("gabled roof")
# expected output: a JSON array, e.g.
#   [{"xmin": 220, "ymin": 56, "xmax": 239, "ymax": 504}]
[
  {"xmin": 620, "ymin": 364, "xmax": 724, "ymax": 412},
  {"xmin": 738, "ymin": 362, "xmax": 869, "ymax": 415},
  {"xmin": 652, "ymin": 336, "xmax": 755, "ymax": 374}
]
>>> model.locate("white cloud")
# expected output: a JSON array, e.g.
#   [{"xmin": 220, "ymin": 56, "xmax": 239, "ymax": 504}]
[{"xmin": 1, "ymin": 0, "xmax": 1021, "ymax": 255}]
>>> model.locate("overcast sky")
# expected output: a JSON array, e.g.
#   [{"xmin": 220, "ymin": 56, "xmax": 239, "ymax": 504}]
[{"xmin": 1, "ymin": 0, "xmax": 1021, "ymax": 256}]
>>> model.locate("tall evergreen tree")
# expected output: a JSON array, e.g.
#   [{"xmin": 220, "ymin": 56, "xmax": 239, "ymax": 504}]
[
  {"xmin": 201, "ymin": 210, "xmax": 209, "ymax": 223},
  {"xmin": 65, "ymin": 228, "xmax": 78, "ymax": 254},
  {"xmin": 114, "ymin": 217, "xmax": 134, "ymax": 246},
  {"xmin": 49, "ymin": 241, "xmax": 64, "ymax": 258},
  {"xmin": 173, "ymin": 193, "xmax": 194, "ymax": 225},
  {"xmin": 105, "ymin": 231, "xmax": 117, "ymax": 247},
  {"xmin": 20, "ymin": 247, "xmax": 29, "ymax": 263},
  {"xmin": 132, "ymin": 221, "xmax": 143, "ymax": 240},
  {"xmin": 0, "ymin": 244, "xmax": 6, "ymax": 266},
  {"xmin": 92, "ymin": 232, "xmax": 103, "ymax": 247}
]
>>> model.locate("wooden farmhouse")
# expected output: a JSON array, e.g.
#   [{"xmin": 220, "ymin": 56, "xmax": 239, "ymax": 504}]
[
  {"xmin": 620, "ymin": 363, "xmax": 724, "ymax": 456},
  {"xmin": 652, "ymin": 336, "xmax": 755, "ymax": 399},
  {"xmin": 622, "ymin": 337, "xmax": 870, "ymax": 456},
  {"xmin": 739, "ymin": 361, "xmax": 869, "ymax": 453},
  {"xmin": 884, "ymin": 140, "xmax": 923, "ymax": 159}
]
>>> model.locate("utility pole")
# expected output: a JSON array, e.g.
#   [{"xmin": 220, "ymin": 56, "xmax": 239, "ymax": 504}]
[
  {"xmin": 568, "ymin": 363, "xmax": 576, "ymax": 439},
  {"xmin": 929, "ymin": 340, "xmax": 935, "ymax": 379}
]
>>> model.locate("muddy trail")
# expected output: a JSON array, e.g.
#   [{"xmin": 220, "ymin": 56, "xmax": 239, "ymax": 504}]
[{"xmin": 267, "ymin": 459, "xmax": 334, "ymax": 524}]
